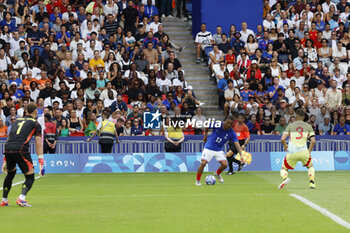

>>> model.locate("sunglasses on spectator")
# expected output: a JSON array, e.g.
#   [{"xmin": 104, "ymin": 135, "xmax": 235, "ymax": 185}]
[
  {"xmin": 134, "ymin": 120, "xmax": 139, "ymax": 122},
  {"xmin": 10, "ymin": 118, "xmax": 15, "ymax": 121},
  {"xmin": 126, "ymin": 122, "xmax": 131, "ymax": 124}
]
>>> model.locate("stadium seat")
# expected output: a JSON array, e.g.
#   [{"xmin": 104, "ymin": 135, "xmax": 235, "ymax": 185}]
[{"xmin": 30, "ymin": 46, "xmax": 44, "ymax": 57}]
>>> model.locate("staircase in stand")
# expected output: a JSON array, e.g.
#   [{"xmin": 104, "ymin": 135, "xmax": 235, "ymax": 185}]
[{"xmin": 162, "ymin": 17, "xmax": 224, "ymax": 121}]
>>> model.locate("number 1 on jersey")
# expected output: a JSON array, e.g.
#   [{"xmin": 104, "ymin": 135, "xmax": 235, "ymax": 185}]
[{"xmin": 16, "ymin": 121, "xmax": 25, "ymax": 135}]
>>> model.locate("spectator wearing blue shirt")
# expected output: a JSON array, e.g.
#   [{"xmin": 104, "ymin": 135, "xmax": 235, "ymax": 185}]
[
  {"xmin": 329, "ymin": 13, "xmax": 340, "ymax": 31},
  {"xmin": 293, "ymin": 48, "xmax": 304, "ymax": 71},
  {"xmin": 268, "ymin": 77, "xmax": 285, "ymax": 101},
  {"xmin": 8, "ymin": 70, "xmax": 23, "ymax": 89},
  {"xmin": 0, "ymin": 12, "xmax": 16, "ymax": 32},
  {"xmin": 131, "ymin": 118, "xmax": 145, "ymax": 136},
  {"xmin": 332, "ymin": 116, "xmax": 350, "ymax": 135},
  {"xmin": 144, "ymin": 0, "xmax": 158, "ymax": 19},
  {"xmin": 110, "ymin": 94, "xmax": 128, "ymax": 113},
  {"xmin": 240, "ymin": 81, "xmax": 254, "ymax": 102},
  {"xmin": 9, "ymin": 82, "xmax": 24, "ymax": 100},
  {"xmin": 162, "ymin": 92, "xmax": 178, "ymax": 110},
  {"xmin": 315, "ymin": 13, "xmax": 326, "ymax": 31},
  {"xmin": 258, "ymin": 31, "xmax": 273, "ymax": 51},
  {"xmin": 217, "ymin": 71, "xmax": 229, "ymax": 110},
  {"xmin": 65, "ymin": 64, "xmax": 81, "ymax": 82},
  {"xmin": 56, "ymin": 25, "xmax": 71, "ymax": 44},
  {"xmin": 49, "ymin": 6, "xmax": 62, "ymax": 22},
  {"xmin": 27, "ymin": 23, "xmax": 43, "ymax": 46},
  {"xmin": 231, "ymin": 32, "xmax": 245, "ymax": 55},
  {"xmin": 142, "ymin": 31, "xmax": 159, "ymax": 48}
]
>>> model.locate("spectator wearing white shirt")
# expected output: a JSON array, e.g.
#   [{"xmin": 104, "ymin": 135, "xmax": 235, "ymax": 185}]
[
  {"xmin": 22, "ymin": 60, "xmax": 41, "ymax": 79},
  {"xmin": 285, "ymin": 79, "xmax": 296, "ymax": 101},
  {"xmin": 291, "ymin": 70, "xmax": 305, "ymax": 89},
  {"xmin": 62, "ymin": 5, "xmax": 78, "ymax": 21},
  {"xmin": 146, "ymin": 15, "xmax": 161, "ymax": 33},
  {"xmin": 263, "ymin": 13, "xmax": 276, "ymax": 30},
  {"xmin": 104, "ymin": 0, "xmax": 119, "ymax": 18},
  {"xmin": 279, "ymin": 71, "xmax": 290, "ymax": 89},
  {"xmin": 70, "ymin": 32, "xmax": 86, "ymax": 51},
  {"xmin": 156, "ymin": 75, "xmax": 172, "ymax": 93},
  {"xmin": 240, "ymin": 22, "xmax": 254, "ymax": 43},
  {"xmin": 44, "ymin": 90, "xmax": 63, "ymax": 109},
  {"xmin": 322, "ymin": 0, "xmax": 337, "ymax": 13},
  {"xmin": 0, "ymin": 48, "xmax": 12, "ymax": 73},
  {"xmin": 276, "ymin": 11, "xmax": 294, "ymax": 32},
  {"xmin": 332, "ymin": 68, "xmax": 346, "ymax": 89},
  {"xmin": 332, "ymin": 41, "xmax": 347, "ymax": 61},
  {"xmin": 195, "ymin": 23, "xmax": 213, "ymax": 63}
]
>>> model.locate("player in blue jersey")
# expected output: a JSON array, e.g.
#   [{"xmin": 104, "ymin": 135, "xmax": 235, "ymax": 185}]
[{"xmin": 195, "ymin": 116, "xmax": 244, "ymax": 186}]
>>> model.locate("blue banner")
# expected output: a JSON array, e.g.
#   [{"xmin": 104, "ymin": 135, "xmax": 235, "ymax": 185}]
[
  {"xmin": 270, "ymin": 151, "xmax": 335, "ymax": 171},
  {"xmin": 1, "ymin": 151, "xmax": 349, "ymax": 173},
  {"xmin": 334, "ymin": 151, "xmax": 350, "ymax": 170}
]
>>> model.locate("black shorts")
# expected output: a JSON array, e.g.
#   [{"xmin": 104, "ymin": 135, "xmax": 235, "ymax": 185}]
[
  {"xmin": 4, "ymin": 152, "xmax": 33, "ymax": 174},
  {"xmin": 228, "ymin": 140, "xmax": 246, "ymax": 155}
]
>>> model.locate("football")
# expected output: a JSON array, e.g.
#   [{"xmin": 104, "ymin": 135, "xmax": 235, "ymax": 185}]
[{"xmin": 205, "ymin": 175, "xmax": 216, "ymax": 185}]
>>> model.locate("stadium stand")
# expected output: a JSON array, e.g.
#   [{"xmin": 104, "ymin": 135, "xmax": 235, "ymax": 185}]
[
  {"xmin": 195, "ymin": 0, "xmax": 350, "ymax": 136},
  {"xmin": 0, "ymin": 0, "xmax": 204, "ymax": 142}
]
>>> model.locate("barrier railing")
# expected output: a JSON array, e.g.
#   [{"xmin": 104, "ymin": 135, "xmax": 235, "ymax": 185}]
[{"xmin": 0, "ymin": 135, "xmax": 348, "ymax": 154}]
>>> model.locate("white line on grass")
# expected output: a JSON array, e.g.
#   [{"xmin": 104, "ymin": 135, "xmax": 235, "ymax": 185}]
[
  {"xmin": 0, "ymin": 176, "xmax": 41, "ymax": 190},
  {"xmin": 290, "ymin": 194, "xmax": 350, "ymax": 230}
]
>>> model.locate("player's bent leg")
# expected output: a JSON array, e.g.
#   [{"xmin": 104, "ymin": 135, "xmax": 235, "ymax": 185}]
[
  {"xmin": 17, "ymin": 169, "xmax": 35, "ymax": 207},
  {"xmin": 1, "ymin": 168, "xmax": 16, "ymax": 207},
  {"xmin": 196, "ymin": 160, "xmax": 207, "ymax": 186},
  {"xmin": 278, "ymin": 163, "xmax": 291, "ymax": 189},
  {"xmin": 214, "ymin": 160, "xmax": 227, "ymax": 183}
]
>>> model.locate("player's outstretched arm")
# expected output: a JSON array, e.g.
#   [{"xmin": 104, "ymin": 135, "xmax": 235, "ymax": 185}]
[
  {"xmin": 308, "ymin": 136, "xmax": 316, "ymax": 154},
  {"xmin": 87, "ymin": 130, "xmax": 98, "ymax": 142},
  {"xmin": 234, "ymin": 141, "xmax": 244, "ymax": 163}
]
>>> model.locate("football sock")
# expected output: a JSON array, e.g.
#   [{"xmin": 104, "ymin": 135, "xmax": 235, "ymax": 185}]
[
  {"xmin": 2, "ymin": 170, "xmax": 16, "ymax": 199},
  {"xmin": 216, "ymin": 168, "xmax": 223, "ymax": 175},
  {"xmin": 1, "ymin": 198, "xmax": 8, "ymax": 202},
  {"xmin": 20, "ymin": 174, "xmax": 35, "ymax": 197},
  {"xmin": 196, "ymin": 173, "xmax": 202, "ymax": 181},
  {"xmin": 280, "ymin": 169, "xmax": 288, "ymax": 180},
  {"xmin": 231, "ymin": 157, "xmax": 242, "ymax": 165},
  {"xmin": 308, "ymin": 167, "xmax": 315, "ymax": 182},
  {"xmin": 227, "ymin": 157, "xmax": 233, "ymax": 172}
]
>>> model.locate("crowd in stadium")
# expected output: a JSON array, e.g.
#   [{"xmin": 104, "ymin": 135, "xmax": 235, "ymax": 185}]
[
  {"xmin": 195, "ymin": 0, "xmax": 350, "ymax": 136},
  {"xmin": 0, "ymin": 0, "xmax": 205, "ymax": 141}
]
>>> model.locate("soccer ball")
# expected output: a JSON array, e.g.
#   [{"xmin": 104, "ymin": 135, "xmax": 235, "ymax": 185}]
[{"xmin": 205, "ymin": 175, "xmax": 216, "ymax": 185}]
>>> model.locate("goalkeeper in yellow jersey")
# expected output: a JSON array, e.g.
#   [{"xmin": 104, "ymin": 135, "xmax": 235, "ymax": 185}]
[{"xmin": 278, "ymin": 109, "xmax": 316, "ymax": 189}]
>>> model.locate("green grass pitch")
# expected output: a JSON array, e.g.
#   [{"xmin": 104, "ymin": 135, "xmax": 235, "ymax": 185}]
[{"xmin": 0, "ymin": 171, "xmax": 350, "ymax": 233}]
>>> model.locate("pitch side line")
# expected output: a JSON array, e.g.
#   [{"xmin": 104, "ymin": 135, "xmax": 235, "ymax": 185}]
[
  {"xmin": 0, "ymin": 176, "xmax": 41, "ymax": 190},
  {"xmin": 290, "ymin": 194, "xmax": 350, "ymax": 230}
]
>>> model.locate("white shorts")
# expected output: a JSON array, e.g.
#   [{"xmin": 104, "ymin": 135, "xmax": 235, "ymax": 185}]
[{"xmin": 201, "ymin": 148, "xmax": 226, "ymax": 162}]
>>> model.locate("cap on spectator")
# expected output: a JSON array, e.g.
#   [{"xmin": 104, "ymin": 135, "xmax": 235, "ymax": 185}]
[
  {"xmin": 63, "ymin": 90, "xmax": 69, "ymax": 95},
  {"xmin": 280, "ymin": 99, "xmax": 287, "ymax": 103},
  {"xmin": 252, "ymin": 60, "xmax": 258, "ymax": 64},
  {"xmin": 60, "ymin": 43, "xmax": 67, "ymax": 47},
  {"xmin": 69, "ymin": 13, "xmax": 74, "ymax": 17},
  {"xmin": 32, "ymin": 23, "xmax": 38, "ymax": 27},
  {"xmin": 96, "ymin": 64, "xmax": 105, "ymax": 68},
  {"xmin": 10, "ymin": 82, "xmax": 17, "ymax": 87},
  {"xmin": 317, "ymin": 80, "xmax": 323, "ymax": 85},
  {"xmin": 235, "ymin": 32, "xmax": 241, "ymax": 37},
  {"xmin": 324, "ymin": 115, "xmax": 331, "ymax": 119},
  {"xmin": 94, "ymin": 90, "xmax": 100, "ymax": 94}
]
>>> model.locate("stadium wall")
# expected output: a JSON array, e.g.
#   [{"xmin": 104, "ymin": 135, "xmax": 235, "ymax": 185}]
[
  {"xmin": 1, "ymin": 151, "xmax": 349, "ymax": 174},
  {"xmin": 192, "ymin": 0, "xmax": 263, "ymax": 37}
]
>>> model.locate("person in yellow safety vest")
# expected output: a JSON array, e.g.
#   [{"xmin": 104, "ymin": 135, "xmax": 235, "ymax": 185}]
[{"xmin": 87, "ymin": 110, "xmax": 119, "ymax": 153}]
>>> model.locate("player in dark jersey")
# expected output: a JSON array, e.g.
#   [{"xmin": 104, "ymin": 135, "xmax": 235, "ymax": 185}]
[
  {"xmin": 196, "ymin": 116, "xmax": 244, "ymax": 186},
  {"xmin": 1, "ymin": 102, "xmax": 45, "ymax": 207}
]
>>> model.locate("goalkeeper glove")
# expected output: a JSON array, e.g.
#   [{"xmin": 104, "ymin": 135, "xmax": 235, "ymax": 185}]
[
  {"xmin": 38, "ymin": 158, "xmax": 45, "ymax": 176},
  {"xmin": 1, "ymin": 157, "xmax": 7, "ymax": 174}
]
